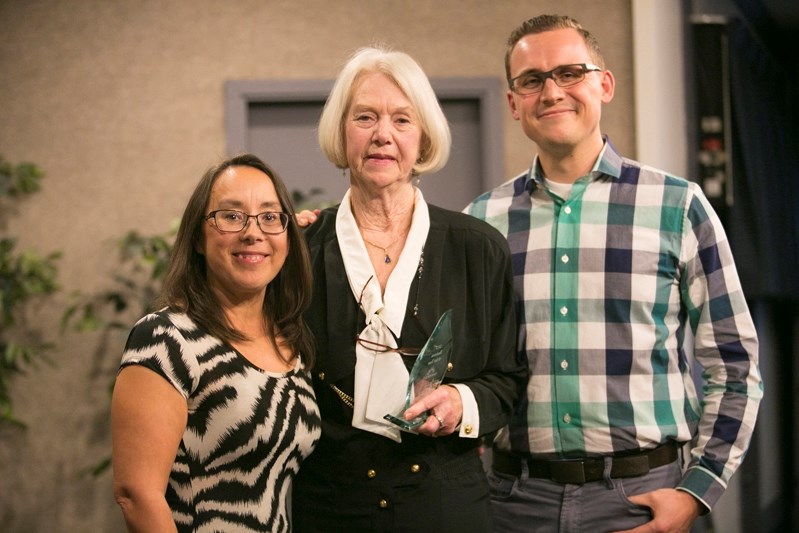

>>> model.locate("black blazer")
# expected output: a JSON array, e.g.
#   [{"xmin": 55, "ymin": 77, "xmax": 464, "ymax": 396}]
[
  {"xmin": 302, "ymin": 203, "xmax": 527, "ymax": 439},
  {"xmin": 293, "ymin": 203, "xmax": 527, "ymax": 532}
]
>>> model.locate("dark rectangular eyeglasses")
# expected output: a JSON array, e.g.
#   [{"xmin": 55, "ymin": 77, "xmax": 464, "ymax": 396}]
[
  {"xmin": 354, "ymin": 274, "xmax": 427, "ymax": 358},
  {"xmin": 205, "ymin": 209, "xmax": 290, "ymax": 234},
  {"xmin": 509, "ymin": 63, "xmax": 602, "ymax": 95}
]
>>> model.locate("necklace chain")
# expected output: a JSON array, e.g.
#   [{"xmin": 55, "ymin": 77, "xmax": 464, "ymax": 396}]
[{"xmin": 362, "ymin": 235, "xmax": 401, "ymax": 264}]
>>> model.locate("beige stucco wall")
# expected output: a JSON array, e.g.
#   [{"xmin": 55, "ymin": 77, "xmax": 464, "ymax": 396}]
[{"xmin": 0, "ymin": 1, "xmax": 633, "ymax": 530}]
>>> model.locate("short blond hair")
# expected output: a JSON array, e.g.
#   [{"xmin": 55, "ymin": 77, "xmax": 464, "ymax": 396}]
[{"xmin": 318, "ymin": 46, "xmax": 451, "ymax": 175}]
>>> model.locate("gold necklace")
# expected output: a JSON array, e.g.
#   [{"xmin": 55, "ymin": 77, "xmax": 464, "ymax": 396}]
[{"xmin": 362, "ymin": 235, "xmax": 400, "ymax": 264}]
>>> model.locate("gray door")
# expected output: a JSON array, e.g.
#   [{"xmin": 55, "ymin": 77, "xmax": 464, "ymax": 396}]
[{"xmin": 227, "ymin": 79, "xmax": 504, "ymax": 212}]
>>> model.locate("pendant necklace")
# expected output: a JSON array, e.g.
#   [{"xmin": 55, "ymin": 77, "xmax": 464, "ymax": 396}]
[{"xmin": 363, "ymin": 235, "xmax": 400, "ymax": 264}]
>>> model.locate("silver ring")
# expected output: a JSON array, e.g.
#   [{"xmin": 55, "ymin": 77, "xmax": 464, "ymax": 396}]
[{"xmin": 434, "ymin": 415, "xmax": 445, "ymax": 427}]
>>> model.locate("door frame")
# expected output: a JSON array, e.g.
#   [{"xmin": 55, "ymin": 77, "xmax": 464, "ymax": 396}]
[{"xmin": 225, "ymin": 77, "xmax": 506, "ymax": 191}]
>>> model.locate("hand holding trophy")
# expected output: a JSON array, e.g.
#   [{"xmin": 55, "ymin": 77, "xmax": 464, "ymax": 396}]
[{"xmin": 384, "ymin": 309, "xmax": 453, "ymax": 431}]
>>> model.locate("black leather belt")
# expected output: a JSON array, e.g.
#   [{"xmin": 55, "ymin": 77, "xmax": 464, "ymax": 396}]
[{"xmin": 492, "ymin": 442, "xmax": 679, "ymax": 484}]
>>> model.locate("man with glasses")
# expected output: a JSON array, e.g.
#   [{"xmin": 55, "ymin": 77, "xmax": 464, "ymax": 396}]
[{"xmin": 466, "ymin": 14, "xmax": 762, "ymax": 532}]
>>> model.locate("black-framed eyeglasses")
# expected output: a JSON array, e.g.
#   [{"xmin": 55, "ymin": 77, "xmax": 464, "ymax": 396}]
[
  {"xmin": 354, "ymin": 270, "xmax": 427, "ymax": 358},
  {"xmin": 508, "ymin": 63, "xmax": 602, "ymax": 95},
  {"xmin": 205, "ymin": 209, "xmax": 290, "ymax": 234}
]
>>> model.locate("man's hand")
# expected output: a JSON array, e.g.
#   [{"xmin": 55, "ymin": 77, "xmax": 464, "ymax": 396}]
[{"xmin": 613, "ymin": 488, "xmax": 701, "ymax": 533}]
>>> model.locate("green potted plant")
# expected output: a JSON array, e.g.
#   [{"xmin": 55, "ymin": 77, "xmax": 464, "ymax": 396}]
[{"xmin": 0, "ymin": 156, "xmax": 60, "ymax": 427}]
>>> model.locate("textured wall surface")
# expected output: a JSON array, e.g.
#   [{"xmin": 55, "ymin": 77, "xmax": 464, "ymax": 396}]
[{"xmin": 0, "ymin": 1, "xmax": 633, "ymax": 530}]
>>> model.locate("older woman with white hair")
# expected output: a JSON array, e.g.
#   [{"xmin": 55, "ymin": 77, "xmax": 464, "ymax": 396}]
[{"xmin": 292, "ymin": 46, "xmax": 527, "ymax": 532}]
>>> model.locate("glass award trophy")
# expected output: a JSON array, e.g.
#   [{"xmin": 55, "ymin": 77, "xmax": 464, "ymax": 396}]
[{"xmin": 384, "ymin": 309, "xmax": 453, "ymax": 431}]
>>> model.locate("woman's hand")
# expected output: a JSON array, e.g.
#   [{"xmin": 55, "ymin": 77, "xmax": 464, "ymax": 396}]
[
  {"xmin": 295, "ymin": 209, "xmax": 320, "ymax": 228},
  {"xmin": 403, "ymin": 384, "xmax": 463, "ymax": 437}
]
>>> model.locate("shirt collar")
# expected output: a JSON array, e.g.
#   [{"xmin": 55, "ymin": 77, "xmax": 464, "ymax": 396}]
[{"xmin": 525, "ymin": 136, "xmax": 623, "ymax": 193}]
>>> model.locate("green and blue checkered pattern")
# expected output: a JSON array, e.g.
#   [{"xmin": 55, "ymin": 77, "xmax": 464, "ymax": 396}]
[{"xmin": 466, "ymin": 140, "xmax": 762, "ymax": 508}]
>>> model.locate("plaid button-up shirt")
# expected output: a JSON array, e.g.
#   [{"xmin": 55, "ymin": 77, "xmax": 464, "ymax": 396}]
[{"xmin": 466, "ymin": 139, "xmax": 762, "ymax": 509}]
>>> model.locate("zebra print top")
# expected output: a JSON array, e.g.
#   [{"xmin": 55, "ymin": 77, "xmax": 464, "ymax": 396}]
[{"xmin": 120, "ymin": 309, "xmax": 321, "ymax": 532}]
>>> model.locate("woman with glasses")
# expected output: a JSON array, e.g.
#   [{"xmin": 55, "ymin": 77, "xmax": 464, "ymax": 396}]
[
  {"xmin": 291, "ymin": 46, "xmax": 527, "ymax": 532},
  {"xmin": 111, "ymin": 154, "xmax": 320, "ymax": 532}
]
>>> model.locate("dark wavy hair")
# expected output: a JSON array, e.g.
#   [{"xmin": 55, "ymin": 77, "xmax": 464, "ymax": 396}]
[
  {"xmin": 504, "ymin": 14, "xmax": 606, "ymax": 84},
  {"xmin": 157, "ymin": 153, "xmax": 315, "ymax": 368}
]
